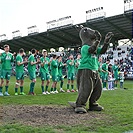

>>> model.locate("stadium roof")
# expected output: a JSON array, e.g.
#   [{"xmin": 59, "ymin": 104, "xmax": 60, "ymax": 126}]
[{"xmin": 0, "ymin": 11, "xmax": 132, "ymax": 52}]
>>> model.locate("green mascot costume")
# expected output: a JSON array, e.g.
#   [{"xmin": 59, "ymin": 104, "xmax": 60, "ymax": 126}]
[{"xmin": 69, "ymin": 27, "xmax": 113, "ymax": 113}]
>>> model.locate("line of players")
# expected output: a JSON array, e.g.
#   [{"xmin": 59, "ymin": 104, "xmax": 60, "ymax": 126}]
[
  {"xmin": 98, "ymin": 57, "xmax": 124, "ymax": 91},
  {"xmin": 0, "ymin": 44, "xmax": 124, "ymax": 96},
  {"xmin": 0, "ymin": 45, "xmax": 81, "ymax": 96}
]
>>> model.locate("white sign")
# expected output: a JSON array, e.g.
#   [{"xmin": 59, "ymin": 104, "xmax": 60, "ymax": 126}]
[{"xmin": 46, "ymin": 16, "xmax": 73, "ymax": 30}]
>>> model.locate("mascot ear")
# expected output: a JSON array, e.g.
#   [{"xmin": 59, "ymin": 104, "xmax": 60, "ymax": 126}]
[
  {"xmin": 83, "ymin": 28, "xmax": 87, "ymax": 32},
  {"xmin": 75, "ymin": 25, "xmax": 84, "ymax": 32},
  {"xmin": 80, "ymin": 25, "xmax": 84, "ymax": 29}
]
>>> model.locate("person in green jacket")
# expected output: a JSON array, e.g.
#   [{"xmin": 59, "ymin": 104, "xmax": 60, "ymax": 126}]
[
  {"xmin": 66, "ymin": 54, "xmax": 75, "ymax": 92},
  {"xmin": 40, "ymin": 49, "xmax": 50, "ymax": 95},
  {"xmin": 28, "ymin": 49, "xmax": 40, "ymax": 95},
  {"xmin": 98, "ymin": 57, "xmax": 103, "ymax": 79},
  {"xmin": 50, "ymin": 54, "xmax": 58, "ymax": 94},
  {"xmin": 0, "ymin": 45, "xmax": 14, "ymax": 96},
  {"xmin": 14, "ymin": 48, "xmax": 28, "ymax": 96},
  {"xmin": 57, "ymin": 55, "xmax": 66, "ymax": 92},
  {"xmin": 112, "ymin": 60, "xmax": 119, "ymax": 89}
]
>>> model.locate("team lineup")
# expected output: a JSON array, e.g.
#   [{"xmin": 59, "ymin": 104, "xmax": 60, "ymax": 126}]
[
  {"xmin": 0, "ymin": 44, "xmax": 82, "ymax": 96},
  {"xmin": 0, "ymin": 42, "xmax": 122, "ymax": 97},
  {"xmin": 0, "ymin": 42, "xmax": 122, "ymax": 98}
]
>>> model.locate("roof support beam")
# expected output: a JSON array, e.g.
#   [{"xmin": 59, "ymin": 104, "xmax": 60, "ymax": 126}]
[
  {"xmin": 56, "ymin": 30, "xmax": 81, "ymax": 46},
  {"xmin": 85, "ymin": 22, "xmax": 105, "ymax": 43},
  {"xmin": 7, "ymin": 40, "xmax": 24, "ymax": 52},
  {"xmin": 16, "ymin": 39, "xmax": 40, "ymax": 50},
  {"xmin": 105, "ymin": 19, "xmax": 131, "ymax": 39},
  {"xmin": 60, "ymin": 29, "xmax": 79, "ymax": 41},
  {"xmin": 123, "ymin": 14, "xmax": 132, "ymax": 24},
  {"xmin": 24, "ymin": 37, "xmax": 47, "ymax": 50},
  {"xmin": 43, "ymin": 35, "xmax": 63, "ymax": 46},
  {"xmin": 31, "ymin": 36, "xmax": 54, "ymax": 48},
  {"xmin": 49, "ymin": 32, "xmax": 73, "ymax": 44},
  {"xmin": 86, "ymin": 22, "xmax": 118, "ymax": 43},
  {"xmin": 39, "ymin": 33, "xmax": 64, "ymax": 47},
  {"xmin": 36, "ymin": 34, "xmax": 58, "ymax": 47}
]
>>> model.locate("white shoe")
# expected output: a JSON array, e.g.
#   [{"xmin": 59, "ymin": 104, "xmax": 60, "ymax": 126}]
[
  {"xmin": 54, "ymin": 90, "xmax": 58, "ymax": 93},
  {"xmin": 0, "ymin": 92, "xmax": 3, "ymax": 96},
  {"xmin": 42, "ymin": 92, "xmax": 46, "ymax": 95},
  {"xmin": 46, "ymin": 91, "xmax": 50, "ymax": 94},
  {"xmin": 4, "ymin": 92, "xmax": 10, "ymax": 96},
  {"xmin": 103, "ymin": 88, "xmax": 107, "ymax": 91},
  {"xmin": 50, "ymin": 91, "xmax": 55, "ymax": 94},
  {"xmin": 60, "ymin": 89, "xmax": 65, "ymax": 92}
]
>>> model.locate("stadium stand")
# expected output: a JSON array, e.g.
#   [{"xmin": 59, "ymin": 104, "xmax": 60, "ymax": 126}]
[{"xmin": 0, "ymin": 11, "xmax": 132, "ymax": 52}]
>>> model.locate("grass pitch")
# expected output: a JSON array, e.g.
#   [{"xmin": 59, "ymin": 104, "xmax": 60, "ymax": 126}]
[{"xmin": 0, "ymin": 76, "xmax": 133, "ymax": 133}]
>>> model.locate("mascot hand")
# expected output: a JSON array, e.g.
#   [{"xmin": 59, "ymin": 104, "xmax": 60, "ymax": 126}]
[
  {"xmin": 104, "ymin": 32, "xmax": 114, "ymax": 44},
  {"xmin": 95, "ymin": 30, "xmax": 102, "ymax": 41}
]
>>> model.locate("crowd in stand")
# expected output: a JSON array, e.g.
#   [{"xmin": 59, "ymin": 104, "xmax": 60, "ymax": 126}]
[
  {"xmin": 102, "ymin": 46, "xmax": 133, "ymax": 77},
  {"xmin": 0, "ymin": 44, "xmax": 132, "ymax": 96}
]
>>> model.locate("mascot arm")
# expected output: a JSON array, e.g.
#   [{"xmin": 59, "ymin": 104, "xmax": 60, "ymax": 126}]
[
  {"xmin": 88, "ymin": 30, "xmax": 102, "ymax": 54},
  {"xmin": 100, "ymin": 43, "xmax": 109, "ymax": 54},
  {"xmin": 100, "ymin": 32, "xmax": 114, "ymax": 54},
  {"xmin": 88, "ymin": 40, "xmax": 100, "ymax": 54}
]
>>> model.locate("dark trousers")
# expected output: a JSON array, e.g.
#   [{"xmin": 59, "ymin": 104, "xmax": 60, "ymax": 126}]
[{"xmin": 76, "ymin": 69, "xmax": 102, "ymax": 107}]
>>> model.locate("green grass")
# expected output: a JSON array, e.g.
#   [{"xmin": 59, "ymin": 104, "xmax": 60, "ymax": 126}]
[{"xmin": 0, "ymin": 76, "xmax": 133, "ymax": 133}]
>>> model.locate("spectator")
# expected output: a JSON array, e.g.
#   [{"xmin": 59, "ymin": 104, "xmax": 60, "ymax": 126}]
[
  {"xmin": 102, "ymin": 59, "xmax": 110, "ymax": 90},
  {"xmin": 119, "ymin": 72, "xmax": 124, "ymax": 89},
  {"xmin": 108, "ymin": 72, "xmax": 114, "ymax": 90}
]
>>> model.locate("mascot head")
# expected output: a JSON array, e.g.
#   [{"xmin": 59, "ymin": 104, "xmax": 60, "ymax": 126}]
[{"xmin": 79, "ymin": 27, "xmax": 96, "ymax": 45}]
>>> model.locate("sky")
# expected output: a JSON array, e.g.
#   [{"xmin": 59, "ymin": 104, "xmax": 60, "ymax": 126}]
[{"xmin": 0, "ymin": 0, "xmax": 124, "ymax": 40}]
